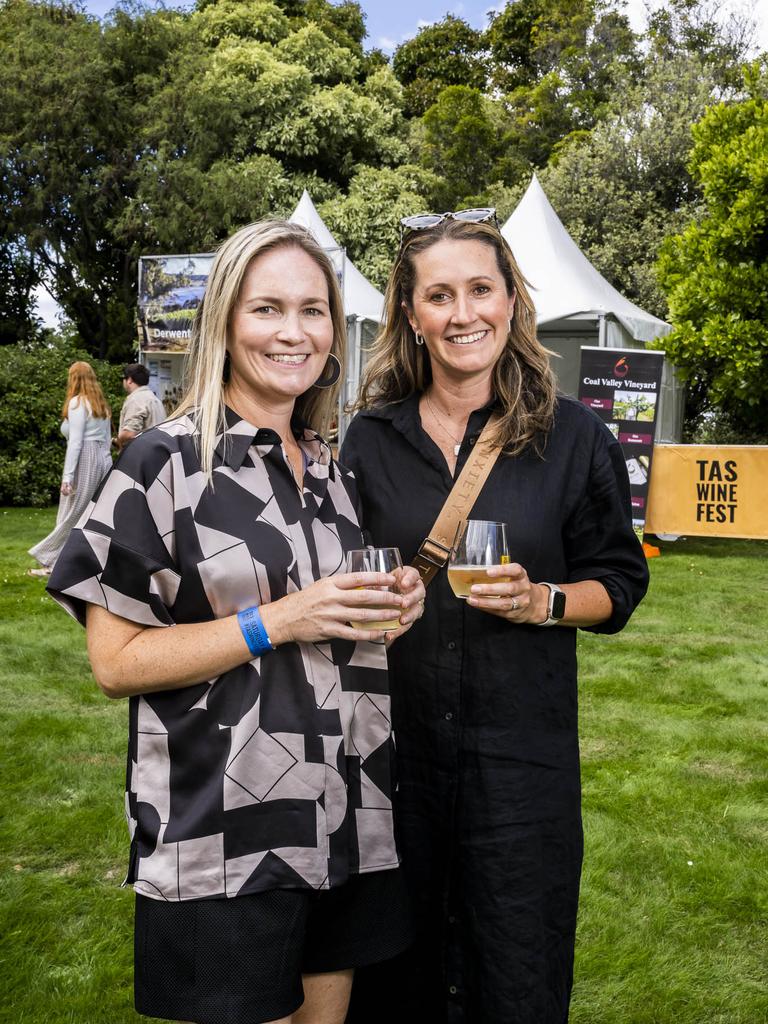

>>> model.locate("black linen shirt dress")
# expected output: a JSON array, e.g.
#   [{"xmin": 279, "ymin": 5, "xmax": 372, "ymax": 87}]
[{"xmin": 340, "ymin": 393, "xmax": 649, "ymax": 1024}]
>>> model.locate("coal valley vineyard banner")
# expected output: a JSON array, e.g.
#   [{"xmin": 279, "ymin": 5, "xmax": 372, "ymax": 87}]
[{"xmin": 578, "ymin": 347, "xmax": 665, "ymax": 532}]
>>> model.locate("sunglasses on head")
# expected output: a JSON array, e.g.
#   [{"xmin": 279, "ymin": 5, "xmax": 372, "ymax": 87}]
[{"xmin": 400, "ymin": 207, "xmax": 499, "ymax": 235}]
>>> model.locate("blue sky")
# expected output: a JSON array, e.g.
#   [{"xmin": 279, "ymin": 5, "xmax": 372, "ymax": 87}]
[
  {"xmin": 77, "ymin": 1, "xmax": 505, "ymax": 47},
  {"xmin": 77, "ymin": 0, "xmax": 768, "ymax": 55}
]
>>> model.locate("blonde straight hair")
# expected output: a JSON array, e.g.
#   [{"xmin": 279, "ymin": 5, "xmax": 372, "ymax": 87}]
[
  {"xmin": 175, "ymin": 221, "xmax": 347, "ymax": 482},
  {"xmin": 62, "ymin": 361, "xmax": 111, "ymax": 420},
  {"xmin": 353, "ymin": 218, "xmax": 556, "ymax": 456}
]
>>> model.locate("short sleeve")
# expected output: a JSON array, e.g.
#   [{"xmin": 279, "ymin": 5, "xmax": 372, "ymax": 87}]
[
  {"xmin": 47, "ymin": 435, "xmax": 181, "ymax": 628},
  {"xmin": 563, "ymin": 423, "xmax": 649, "ymax": 634}
]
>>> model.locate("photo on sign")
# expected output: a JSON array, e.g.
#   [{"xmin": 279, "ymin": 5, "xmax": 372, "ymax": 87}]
[
  {"xmin": 138, "ymin": 255, "xmax": 214, "ymax": 352},
  {"xmin": 625, "ymin": 455, "xmax": 650, "ymax": 486},
  {"xmin": 606, "ymin": 422, "xmax": 619, "ymax": 438},
  {"xmin": 613, "ymin": 390, "xmax": 657, "ymax": 422}
]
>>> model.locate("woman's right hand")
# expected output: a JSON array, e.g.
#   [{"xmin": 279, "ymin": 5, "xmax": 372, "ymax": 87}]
[
  {"xmin": 86, "ymin": 573, "xmax": 402, "ymax": 700},
  {"xmin": 260, "ymin": 571, "xmax": 402, "ymax": 646}
]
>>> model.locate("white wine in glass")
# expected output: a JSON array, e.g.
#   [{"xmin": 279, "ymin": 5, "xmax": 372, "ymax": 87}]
[
  {"xmin": 448, "ymin": 520, "xmax": 510, "ymax": 599},
  {"xmin": 346, "ymin": 546, "xmax": 403, "ymax": 631}
]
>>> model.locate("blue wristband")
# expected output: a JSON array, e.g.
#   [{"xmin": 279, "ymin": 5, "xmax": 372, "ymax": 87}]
[{"xmin": 237, "ymin": 606, "xmax": 275, "ymax": 657}]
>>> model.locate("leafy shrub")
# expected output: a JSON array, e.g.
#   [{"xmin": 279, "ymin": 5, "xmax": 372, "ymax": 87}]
[
  {"xmin": 0, "ymin": 336, "xmax": 124, "ymax": 506},
  {"xmin": 684, "ymin": 405, "xmax": 768, "ymax": 446}
]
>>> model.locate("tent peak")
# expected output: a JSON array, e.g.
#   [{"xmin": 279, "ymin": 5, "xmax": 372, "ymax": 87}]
[
  {"xmin": 287, "ymin": 191, "xmax": 384, "ymax": 322},
  {"xmin": 501, "ymin": 176, "xmax": 669, "ymax": 342}
]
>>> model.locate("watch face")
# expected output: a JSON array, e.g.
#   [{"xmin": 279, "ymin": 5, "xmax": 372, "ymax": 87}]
[{"xmin": 551, "ymin": 590, "xmax": 566, "ymax": 619}]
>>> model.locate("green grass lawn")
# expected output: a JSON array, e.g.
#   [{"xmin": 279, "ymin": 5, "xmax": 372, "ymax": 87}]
[{"xmin": 2, "ymin": 508, "xmax": 767, "ymax": 1023}]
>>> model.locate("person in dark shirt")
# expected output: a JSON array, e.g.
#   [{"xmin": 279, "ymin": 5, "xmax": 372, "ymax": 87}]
[
  {"xmin": 47, "ymin": 221, "xmax": 424, "ymax": 1024},
  {"xmin": 341, "ymin": 210, "xmax": 649, "ymax": 1024}
]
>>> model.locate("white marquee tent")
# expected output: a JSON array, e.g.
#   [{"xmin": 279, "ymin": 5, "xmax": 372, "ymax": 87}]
[
  {"xmin": 502, "ymin": 175, "xmax": 683, "ymax": 441},
  {"xmin": 289, "ymin": 190, "xmax": 384, "ymax": 322},
  {"xmin": 289, "ymin": 191, "xmax": 384, "ymax": 435}
]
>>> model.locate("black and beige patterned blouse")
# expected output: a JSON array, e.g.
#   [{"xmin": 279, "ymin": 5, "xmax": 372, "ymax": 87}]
[{"xmin": 48, "ymin": 408, "xmax": 398, "ymax": 901}]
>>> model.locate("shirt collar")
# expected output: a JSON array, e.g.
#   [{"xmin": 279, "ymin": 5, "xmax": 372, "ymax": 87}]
[
  {"xmin": 212, "ymin": 405, "xmax": 332, "ymax": 473},
  {"xmin": 357, "ymin": 391, "xmax": 499, "ymax": 485}
]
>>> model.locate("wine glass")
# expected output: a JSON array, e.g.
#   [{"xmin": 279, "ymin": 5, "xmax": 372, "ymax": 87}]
[
  {"xmin": 448, "ymin": 520, "xmax": 510, "ymax": 599},
  {"xmin": 346, "ymin": 546, "xmax": 403, "ymax": 631}
]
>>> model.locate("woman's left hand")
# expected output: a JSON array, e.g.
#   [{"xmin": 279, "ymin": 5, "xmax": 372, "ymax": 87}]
[
  {"xmin": 60, "ymin": 481, "xmax": 74, "ymax": 496},
  {"xmin": 385, "ymin": 566, "xmax": 426, "ymax": 646},
  {"xmin": 467, "ymin": 563, "xmax": 547, "ymax": 625}
]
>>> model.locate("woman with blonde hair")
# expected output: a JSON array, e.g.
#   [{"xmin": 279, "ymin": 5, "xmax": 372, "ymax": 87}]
[
  {"xmin": 28, "ymin": 360, "xmax": 112, "ymax": 576},
  {"xmin": 341, "ymin": 210, "xmax": 649, "ymax": 1023},
  {"xmin": 47, "ymin": 220, "xmax": 423, "ymax": 1024}
]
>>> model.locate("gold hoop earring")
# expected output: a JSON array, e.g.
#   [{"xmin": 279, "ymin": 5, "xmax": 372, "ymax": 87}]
[{"xmin": 312, "ymin": 353, "xmax": 341, "ymax": 390}]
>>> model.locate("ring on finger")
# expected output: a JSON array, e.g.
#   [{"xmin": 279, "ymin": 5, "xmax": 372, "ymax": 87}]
[{"xmin": 510, "ymin": 597, "xmax": 519, "ymax": 611}]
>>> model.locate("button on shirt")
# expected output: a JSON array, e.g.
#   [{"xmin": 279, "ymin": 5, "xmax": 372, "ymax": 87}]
[{"xmin": 48, "ymin": 408, "xmax": 399, "ymax": 901}]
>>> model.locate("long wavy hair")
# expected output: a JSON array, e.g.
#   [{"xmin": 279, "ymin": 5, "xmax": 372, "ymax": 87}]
[
  {"xmin": 354, "ymin": 218, "xmax": 557, "ymax": 456},
  {"xmin": 62, "ymin": 361, "xmax": 110, "ymax": 420},
  {"xmin": 175, "ymin": 221, "xmax": 347, "ymax": 482}
]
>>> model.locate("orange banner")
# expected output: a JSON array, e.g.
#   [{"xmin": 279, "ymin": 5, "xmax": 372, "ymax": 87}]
[{"xmin": 645, "ymin": 445, "xmax": 768, "ymax": 539}]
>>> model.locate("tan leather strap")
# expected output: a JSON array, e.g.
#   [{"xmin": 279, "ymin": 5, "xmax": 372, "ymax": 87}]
[{"xmin": 412, "ymin": 412, "xmax": 502, "ymax": 587}]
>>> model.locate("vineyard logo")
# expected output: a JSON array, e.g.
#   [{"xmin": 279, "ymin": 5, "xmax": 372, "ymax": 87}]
[{"xmin": 614, "ymin": 356, "xmax": 629, "ymax": 378}]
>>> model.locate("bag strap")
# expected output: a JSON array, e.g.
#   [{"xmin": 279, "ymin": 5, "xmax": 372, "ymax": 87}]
[{"xmin": 412, "ymin": 412, "xmax": 502, "ymax": 587}]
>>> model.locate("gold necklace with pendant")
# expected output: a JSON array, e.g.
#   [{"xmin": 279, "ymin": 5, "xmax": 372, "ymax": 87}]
[{"xmin": 426, "ymin": 392, "xmax": 463, "ymax": 456}]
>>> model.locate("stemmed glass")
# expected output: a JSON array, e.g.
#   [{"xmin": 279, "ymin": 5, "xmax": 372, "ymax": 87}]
[
  {"xmin": 448, "ymin": 520, "xmax": 510, "ymax": 599},
  {"xmin": 346, "ymin": 546, "xmax": 404, "ymax": 631}
]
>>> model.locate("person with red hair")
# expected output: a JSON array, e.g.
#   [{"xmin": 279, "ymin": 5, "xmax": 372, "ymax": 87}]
[{"xmin": 27, "ymin": 360, "xmax": 112, "ymax": 576}]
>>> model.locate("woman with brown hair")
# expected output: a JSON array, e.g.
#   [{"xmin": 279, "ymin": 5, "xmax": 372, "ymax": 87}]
[
  {"xmin": 341, "ymin": 210, "xmax": 649, "ymax": 1023},
  {"xmin": 28, "ymin": 360, "xmax": 112, "ymax": 576},
  {"xmin": 47, "ymin": 221, "xmax": 423, "ymax": 1024}
]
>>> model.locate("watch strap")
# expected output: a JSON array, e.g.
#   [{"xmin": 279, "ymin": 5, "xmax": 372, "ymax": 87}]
[{"xmin": 536, "ymin": 582, "xmax": 565, "ymax": 626}]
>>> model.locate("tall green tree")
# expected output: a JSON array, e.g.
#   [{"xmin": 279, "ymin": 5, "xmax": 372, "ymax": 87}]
[
  {"xmin": 509, "ymin": 0, "xmax": 761, "ymax": 320},
  {"xmin": 392, "ymin": 15, "xmax": 487, "ymax": 117},
  {"xmin": 656, "ymin": 62, "xmax": 768, "ymax": 437},
  {"xmin": 0, "ymin": 0, "xmax": 407, "ymax": 358},
  {"xmin": 0, "ymin": 237, "xmax": 41, "ymax": 345},
  {"xmin": 645, "ymin": 0, "xmax": 758, "ymax": 88},
  {"xmin": 537, "ymin": 52, "xmax": 719, "ymax": 318},
  {"xmin": 124, "ymin": 0, "xmax": 408, "ymax": 250},
  {"xmin": 486, "ymin": 0, "xmax": 641, "ymax": 169},
  {"xmin": 0, "ymin": 1, "xmax": 189, "ymax": 358},
  {"xmin": 418, "ymin": 87, "xmax": 503, "ymax": 209}
]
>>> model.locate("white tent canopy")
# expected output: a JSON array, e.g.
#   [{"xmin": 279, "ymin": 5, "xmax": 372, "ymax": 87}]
[
  {"xmin": 289, "ymin": 190, "xmax": 384, "ymax": 322},
  {"xmin": 501, "ymin": 175, "xmax": 681, "ymax": 441},
  {"xmin": 288, "ymin": 190, "xmax": 385, "ymax": 437},
  {"xmin": 501, "ymin": 174, "xmax": 670, "ymax": 343}
]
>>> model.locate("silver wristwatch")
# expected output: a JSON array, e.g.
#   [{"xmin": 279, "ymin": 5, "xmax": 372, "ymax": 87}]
[{"xmin": 537, "ymin": 582, "xmax": 566, "ymax": 626}]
